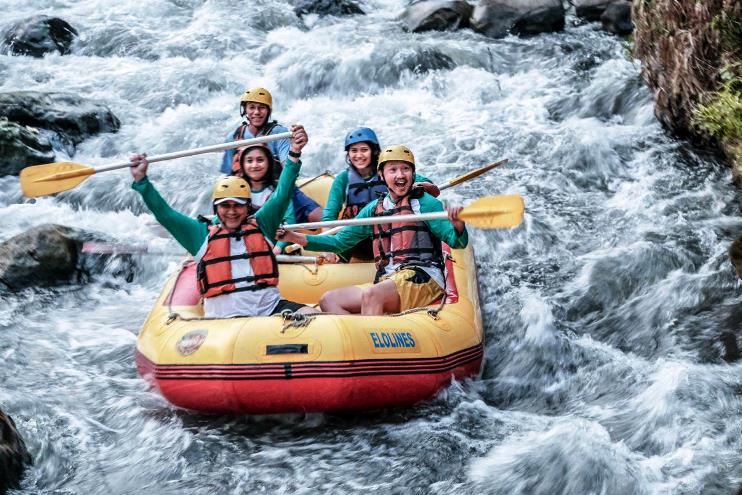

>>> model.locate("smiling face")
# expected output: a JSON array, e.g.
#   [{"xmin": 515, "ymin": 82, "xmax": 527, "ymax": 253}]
[
  {"xmin": 216, "ymin": 201, "xmax": 249, "ymax": 230},
  {"xmin": 245, "ymin": 102, "xmax": 269, "ymax": 128},
  {"xmin": 241, "ymin": 148, "xmax": 271, "ymax": 185},
  {"xmin": 348, "ymin": 142, "xmax": 373, "ymax": 172},
  {"xmin": 380, "ymin": 160, "xmax": 414, "ymax": 199}
]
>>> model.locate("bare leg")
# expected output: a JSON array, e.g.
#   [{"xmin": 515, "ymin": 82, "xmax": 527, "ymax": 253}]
[
  {"xmin": 306, "ymin": 207, "xmax": 323, "ymax": 223},
  {"xmin": 361, "ymin": 280, "xmax": 401, "ymax": 316},
  {"xmin": 319, "ymin": 286, "xmax": 363, "ymax": 314}
]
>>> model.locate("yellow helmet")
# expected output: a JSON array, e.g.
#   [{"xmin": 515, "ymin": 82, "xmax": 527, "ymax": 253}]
[
  {"xmin": 377, "ymin": 145, "xmax": 416, "ymax": 172},
  {"xmin": 212, "ymin": 176, "xmax": 251, "ymax": 205},
  {"xmin": 240, "ymin": 87, "xmax": 273, "ymax": 109}
]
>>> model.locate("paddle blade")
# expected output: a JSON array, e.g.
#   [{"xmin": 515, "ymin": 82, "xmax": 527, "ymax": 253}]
[
  {"xmin": 20, "ymin": 162, "xmax": 95, "ymax": 197},
  {"xmin": 446, "ymin": 158, "xmax": 508, "ymax": 188},
  {"xmin": 460, "ymin": 195, "xmax": 525, "ymax": 229}
]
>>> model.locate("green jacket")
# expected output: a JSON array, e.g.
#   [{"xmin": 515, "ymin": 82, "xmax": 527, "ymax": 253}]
[
  {"xmin": 322, "ymin": 170, "xmax": 433, "ymax": 221},
  {"xmin": 306, "ymin": 192, "xmax": 468, "ymax": 254},
  {"xmin": 132, "ymin": 158, "xmax": 302, "ymax": 255}
]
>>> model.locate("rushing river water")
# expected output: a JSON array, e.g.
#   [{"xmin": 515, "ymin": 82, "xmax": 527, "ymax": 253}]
[{"xmin": 2, "ymin": 0, "xmax": 741, "ymax": 493}]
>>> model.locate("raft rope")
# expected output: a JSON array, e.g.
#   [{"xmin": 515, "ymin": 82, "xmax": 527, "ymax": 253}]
[{"xmin": 280, "ymin": 310, "xmax": 316, "ymax": 332}]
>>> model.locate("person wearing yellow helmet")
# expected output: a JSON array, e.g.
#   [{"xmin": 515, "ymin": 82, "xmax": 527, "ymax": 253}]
[
  {"xmin": 220, "ymin": 87, "xmax": 322, "ymax": 224},
  {"xmin": 129, "ymin": 125, "xmax": 318, "ymax": 317},
  {"xmin": 278, "ymin": 145, "xmax": 467, "ymax": 315}
]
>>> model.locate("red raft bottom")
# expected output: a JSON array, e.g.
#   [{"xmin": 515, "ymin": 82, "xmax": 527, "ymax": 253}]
[{"xmin": 136, "ymin": 344, "xmax": 483, "ymax": 414}]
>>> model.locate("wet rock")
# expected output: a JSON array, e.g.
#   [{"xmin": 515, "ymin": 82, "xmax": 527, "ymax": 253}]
[
  {"xmin": 0, "ymin": 410, "xmax": 32, "ymax": 493},
  {"xmin": 0, "ymin": 118, "xmax": 55, "ymax": 177},
  {"xmin": 570, "ymin": 0, "xmax": 615, "ymax": 21},
  {"xmin": 0, "ymin": 224, "xmax": 132, "ymax": 291},
  {"xmin": 1, "ymin": 15, "xmax": 78, "ymax": 57},
  {"xmin": 730, "ymin": 235, "xmax": 742, "ymax": 280},
  {"xmin": 0, "ymin": 92, "xmax": 120, "ymax": 148},
  {"xmin": 294, "ymin": 0, "xmax": 365, "ymax": 17},
  {"xmin": 601, "ymin": 1, "xmax": 632, "ymax": 35},
  {"xmin": 401, "ymin": 0, "xmax": 473, "ymax": 32},
  {"xmin": 471, "ymin": 0, "xmax": 564, "ymax": 38}
]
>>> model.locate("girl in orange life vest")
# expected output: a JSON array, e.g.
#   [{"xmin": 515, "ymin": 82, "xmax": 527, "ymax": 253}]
[
  {"xmin": 129, "ymin": 125, "xmax": 318, "ymax": 318},
  {"xmin": 278, "ymin": 145, "xmax": 467, "ymax": 316},
  {"xmin": 234, "ymin": 143, "xmax": 296, "ymax": 254}
]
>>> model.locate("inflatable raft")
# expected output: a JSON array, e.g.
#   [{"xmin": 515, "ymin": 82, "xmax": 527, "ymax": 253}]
[{"xmin": 135, "ymin": 175, "xmax": 484, "ymax": 414}]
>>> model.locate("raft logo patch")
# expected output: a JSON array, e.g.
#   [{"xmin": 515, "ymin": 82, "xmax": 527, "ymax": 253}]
[
  {"xmin": 368, "ymin": 331, "xmax": 418, "ymax": 353},
  {"xmin": 177, "ymin": 329, "xmax": 207, "ymax": 356}
]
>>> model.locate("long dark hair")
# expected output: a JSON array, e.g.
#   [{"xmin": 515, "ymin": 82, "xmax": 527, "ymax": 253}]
[
  {"xmin": 238, "ymin": 144, "xmax": 277, "ymax": 188},
  {"xmin": 346, "ymin": 141, "xmax": 381, "ymax": 173}
]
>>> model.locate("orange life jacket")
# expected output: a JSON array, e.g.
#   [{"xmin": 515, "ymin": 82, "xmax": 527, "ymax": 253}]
[
  {"xmin": 231, "ymin": 122, "xmax": 282, "ymax": 175},
  {"xmin": 371, "ymin": 195, "xmax": 444, "ymax": 280},
  {"xmin": 196, "ymin": 218, "xmax": 279, "ymax": 298}
]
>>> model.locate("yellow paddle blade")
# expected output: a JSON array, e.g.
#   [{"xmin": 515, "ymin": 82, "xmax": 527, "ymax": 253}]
[
  {"xmin": 20, "ymin": 162, "xmax": 95, "ymax": 197},
  {"xmin": 460, "ymin": 194, "xmax": 525, "ymax": 229},
  {"xmin": 446, "ymin": 159, "xmax": 508, "ymax": 188}
]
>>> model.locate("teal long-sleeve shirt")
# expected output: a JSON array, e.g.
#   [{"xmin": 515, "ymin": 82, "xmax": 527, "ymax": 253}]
[
  {"xmin": 306, "ymin": 193, "xmax": 469, "ymax": 254},
  {"xmin": 322, "ymin": 170, "xmax": 433, "ymax": 221},
  {"xmin": 132, "ymin": 158, "xmax": 301, "ymax": 255}
]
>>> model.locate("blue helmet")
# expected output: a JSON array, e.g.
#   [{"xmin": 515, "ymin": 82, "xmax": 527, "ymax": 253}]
[{"xmin": 344, "ymin": 127, "xmax": 379, "ymax": 150}]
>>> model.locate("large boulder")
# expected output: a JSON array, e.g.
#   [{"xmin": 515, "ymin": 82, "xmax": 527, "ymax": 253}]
[
  {"xmin": 294, "ymin": 0, "xmax": 364, "ymax": 17},
  {"xmin": 601, "ymin": 1, "xmax": 632, "ymax": 34},
  {"xmin": 0, "ymin": 92, "xmax": 120, "ymax": 147},
  {"xmin": 0, "ymin": 410, "xmax": 31, "ymax": 493},
  {"xmin": 0, "ymin": 224, "xmax": 133, "ymax": 291},
  {"xmin": 401, "ymin": 0, "xmax": 473, "ymax": 32},
  {"xmin": 471, "ymin": 0, "xmax": 564, "ymax": 38},
  {"xmin": 0, "ymin": 118, "xmax": 54, "ymax": 177},
  {"xmin": 2, "ymin": 15, "xmax": 78, "ymax": 57},
  {"xmin": 570, "ymin": 0, "xmax": 615, "ymax": 21}
]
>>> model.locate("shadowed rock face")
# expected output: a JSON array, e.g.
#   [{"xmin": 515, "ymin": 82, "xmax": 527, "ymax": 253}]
[
  {"xmin": 730, "ymin": 235, "xmax": 742, "ymax": 280},
  {"xmin": 294, "ymin": 0, "xmax": 365, "ymax": 17},
  {"xmin": 0, "ymin": 118, "xmax": 55, "ymax": 177},
  {"xmin": 0, "ymin": 410, "xmax": 32, "ymax": 494},
  {"xmin": 471, "ymin": 0, "xmax": 565, "ymax": 38},
  {"xmin": 571, "ymin": 0, "xmax": 616, "ymax": 21},
  {"xmin": 0, "ymin": 92, "xmax": 120, "ymax": 147},
  {"xmin": 601, "ymin": 2, "xmax": 632, "ymax": 35},
  {"xmin": 1, "ymin": 15, "xmax": 78, "ymax": 57},
  {"xmin": 401, "ymin": 0, "xmax": 473, "ymax": 32}
]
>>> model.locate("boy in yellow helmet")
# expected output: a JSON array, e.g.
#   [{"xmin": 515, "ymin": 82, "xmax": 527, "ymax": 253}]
[
  {"xmin": 220, "ymin": 87, "xmax": 322, "ymax": 224},
  {"xmin": 278, "ymin": 145, "xmax": 467, "ymax": 315},
  {"xmin": 130, "ymin": 125, "xmax": 318, "ymax": 318}
]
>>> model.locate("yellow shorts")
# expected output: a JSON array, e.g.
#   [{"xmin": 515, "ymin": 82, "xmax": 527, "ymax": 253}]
[{"xmin": 360, "ymin": 268, "xmax": 444, "ymax": 312}]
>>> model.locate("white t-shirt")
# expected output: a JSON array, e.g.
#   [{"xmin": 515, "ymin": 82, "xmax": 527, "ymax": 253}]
[
  {"xmin": 380, "ymin": 196, "xmax": 445, "ymax": 289},
  {"xmin": 250, "ymin": 187, "xmax": 273, "ymax": 210},
  {"xmin": 195, "ymin": 235, "xmax": 281, "ymax": 318}
]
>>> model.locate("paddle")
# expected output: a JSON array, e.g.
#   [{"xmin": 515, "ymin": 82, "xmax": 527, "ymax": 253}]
[
  {"xmin": 438, "ymin": 158, "xmax": 508, "ymax": 191},
  {"xmin": 81, "ymin": 242, "xmax": 322, "ymax": 264},
  {"xmin": 281, "ymin": 195, "xmax": 525, "ymax": 232},
  {"xmin": 284, "ymin": 158, "xmax": 509, "ymax": 252},
  {"xmin": 20, "ymin": 132, "xmax": 293, "ymax": 198}
]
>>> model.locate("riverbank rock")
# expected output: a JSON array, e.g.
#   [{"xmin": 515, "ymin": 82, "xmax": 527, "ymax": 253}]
[
  {"xmin": 601, "ymin": 1, "xmax": 632, "ymax": 34},
  {"xmin": 571, "ymin": 0, "xmax": 614, "ymax": 21},
  {"xmin": 294, "ymin": 0, "xmax": 364, "ymax": 17},
  {"xmin": 401, "ymin": 0, "xmax": 473, "ymax": 32},
  {"xmin": 471, "ymin": 0, "xmax": 564, "ymax": 38},
  {"xmin": 730, "ymin": 235, "xmax": 742, "ymax": 280},
  {"xmin": 0, "ymin": 410, "xmax": 31, "ymax": 493},
  {"xmin": 0, "ymin": 92, "xmax": 120, "ymax": 148},
  {"xmin": 0, "ymin": 118, "xmax": 54, "ymax": 177},
  {"xmin": 1, "ymin": 15, "xmax": 78, "ymax": 57},
  {"xmin": 0, "ymin": 224, "xmax": 133, "ymax": 291},
  {"xmin": 633, "ymin": 0, "xmax": 741, "ymax": 181}
]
